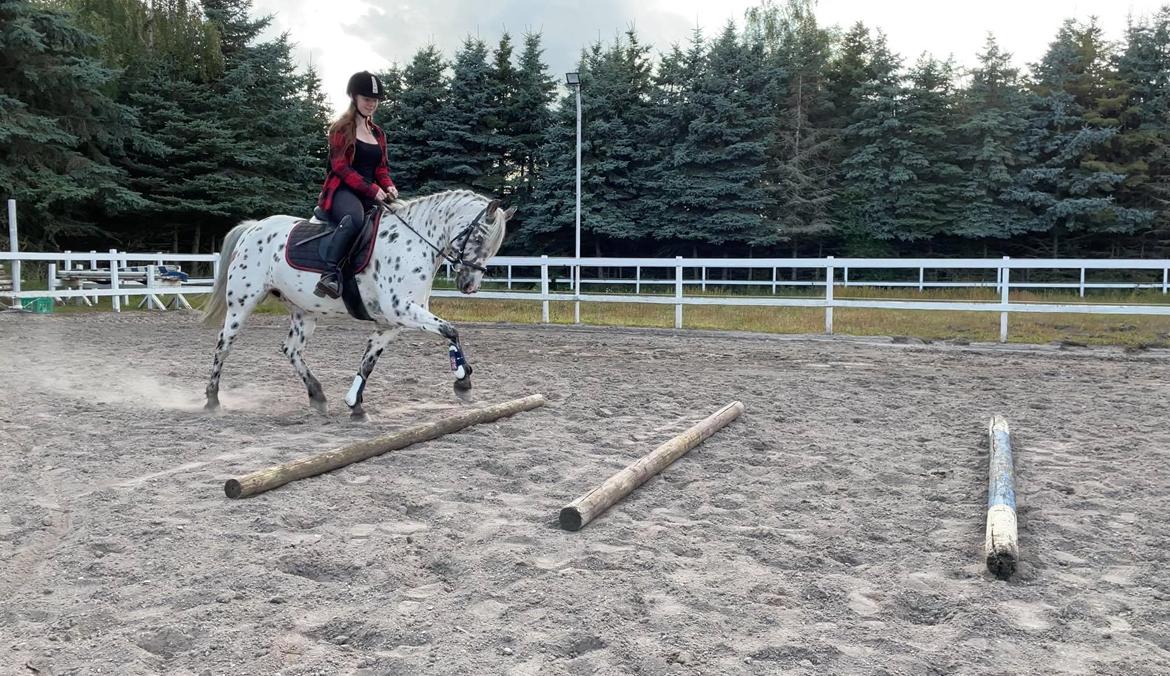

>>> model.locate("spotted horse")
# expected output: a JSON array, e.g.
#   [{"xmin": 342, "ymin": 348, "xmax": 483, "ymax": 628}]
[{"xmin": 201, "ymin": 190, "xmax": 512, "ymax": 417}]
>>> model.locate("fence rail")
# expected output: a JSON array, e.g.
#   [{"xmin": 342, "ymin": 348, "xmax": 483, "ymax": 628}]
[{"xmin": 3, "ymin": 250, "xmax": 1170, "ymax": 341}]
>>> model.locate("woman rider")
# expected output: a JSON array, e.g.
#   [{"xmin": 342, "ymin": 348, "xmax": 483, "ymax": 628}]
[{"xmin": 314, "ymin": 70, "xmax": 399, "ymax": 298}]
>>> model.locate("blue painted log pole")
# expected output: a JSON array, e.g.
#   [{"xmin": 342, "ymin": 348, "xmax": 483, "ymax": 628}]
[{"xmin": 985, "ymin": 415, "xmax": 1019, "ymax": 579}]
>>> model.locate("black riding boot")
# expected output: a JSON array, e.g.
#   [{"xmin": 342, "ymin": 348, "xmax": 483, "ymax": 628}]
[{"xmin": 315, "ymin": 215, "xmax": 358, "ymax": 299}]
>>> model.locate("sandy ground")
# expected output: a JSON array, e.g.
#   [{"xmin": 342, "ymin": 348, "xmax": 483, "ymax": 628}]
[{"xmin": 1, "ymin": 311, "xmax": 1168, "ymax": 676}]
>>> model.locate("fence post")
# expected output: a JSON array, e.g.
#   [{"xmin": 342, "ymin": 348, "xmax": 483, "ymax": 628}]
[
  {"xmin": 90, "ymin": 250, "xmax": 97, "ymax": 270},
  {"xmin": 121, "ymin": 252, "xmax": 130, "ymax": 306},
  {"xmin": 109, "ymin": 248, "xmax": 121, "ymax": 313},
  {"xmin": 7, "ymin": 200, "xmax": 19, "ymax": 296},
  {"xmin": 772, "ymin": 267, "xmax": 777, "ymax": 294},
  {"xmin": 825, "ymin": 256, "xmax": 835, "ymax": 335},
  {"xmin": 844, "ymin": 267, "xmax": 850, "ymax": 288},
  {"xmin": 918, "ymin": 266, "xmax": 925, "ymax": 292},
  {"xmin": 507, "ymin": 265, "xmax": 512, "ymax": 290},
  {"xmin": 1079, "ymin": 268, "xmax": 1085, "ymax": 298},
  {"xmin": 47, "ymin": 263, "xmax": 57, "ymax": 303},
  {"xmin": 675, "ymin": 256, "xmax": 683, "ymax": 329},
  {"xmin": 1163, "ymin": 268, "xmax": 1167, "ymax": 295},
  {"xmin": 540, "ymin": 255, "xmax": 549, "ymax": 323},
  {"xmin": 63, "ymin": 250, "xmax": 72, "ymax": 272},
  {"xmin": 635, "ymin": 265, "xmax": 641, "ymax": 294},
  {"xmin": 146, "ymin": 265, "xmax": 157, "ymax": 310},
  {"xmin": 701, "ymin": 266, "xmax": 706, "ymax": 293},
  {"xmin": 1000, "ymin": 256, "xmax": 1010, "ymax": 343}
]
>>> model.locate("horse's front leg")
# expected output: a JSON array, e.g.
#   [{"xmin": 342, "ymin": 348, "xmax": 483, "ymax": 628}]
[
  {"xmin": 346, "ymin": 328, "xmax": 401, "ymax": 419},
  {"xmin": 397, "ymin": 301, "xmax": 474, "ymax": 395}
]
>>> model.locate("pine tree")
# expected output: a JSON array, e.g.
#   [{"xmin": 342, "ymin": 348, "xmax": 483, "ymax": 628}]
[
  {"xmin": 954, "ymin": 35, "xmax": 1037, "ymax": 241},
  {"xmin": 427, "ymin": 38, "xmax": 495, "ymax": 192},
  {"xmin": 0, "ymin": 0, "xmax": 147, "ymax": 246},
  {"xmin": 388, "ymin": 46, "xmax": 448, "ymax": 194},
  {"xmin": 754, "ymin": 0, "xmax": 837, "ymax": 251}
]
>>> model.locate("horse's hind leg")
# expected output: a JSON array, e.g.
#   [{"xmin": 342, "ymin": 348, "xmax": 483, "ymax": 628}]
[
  {"xmin": 282, "ymin": 310, "xmax": 326, "ymax": 414},
  {"xmin": 205, "ymin": 288, "xmax": 267, "ymax": 410},
  {"xmin": 345, "ymin": 328, "xmax": 401, "ymax": 419}
]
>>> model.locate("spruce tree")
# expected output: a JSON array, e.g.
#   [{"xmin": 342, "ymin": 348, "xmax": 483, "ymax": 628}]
[
  {"xmin": 1009, "ymin": 19, "xmax": 1151, "ymax": 256},
  {"xmin": 1110, "ymin": 8, "xmax": 1170, "ymax": 250},
  {"xmin": 954, "ymin": 35, "xmax": 1037, "ymax": 241},
  {"xmin": 895, "ymin": 55, "xmax": 966, "ymax": 241},
  {"xmin": 427, "ymin": 38, "xmax": 495, "ymax": 192},
  {"xmin": 664, "ymin": 22, "xmax": 773, "ymax": 249},
  {"xmin": 0, "ymin": 0, "xmax": 146, "ymax": 246},
  {"xmin": 388, "ymin": 46, "xmax": 448, "ymax": 194},
  {"xmin": 836, "ymin": 31, "xmax": 907, "ymax": 247}
]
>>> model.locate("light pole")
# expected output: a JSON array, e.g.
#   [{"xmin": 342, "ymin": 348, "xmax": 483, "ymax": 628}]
[{"xmin": 565, "ymin": 71, "xmax": 582, "ymax": 324}]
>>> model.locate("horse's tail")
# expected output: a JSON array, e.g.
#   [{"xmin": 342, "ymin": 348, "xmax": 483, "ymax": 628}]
[{"xmin": 201, "ymin": 221, "xmax": 253, "ymax": 328}]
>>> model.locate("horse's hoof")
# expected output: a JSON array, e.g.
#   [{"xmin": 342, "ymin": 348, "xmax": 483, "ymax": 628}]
[
  {"xmin": 310, "ymin": 398, "xmax": 327, "ymax": 415},
  {"xmin": 204, "ymin": 398, "xmax": 220, "ymax": 411},
  {"xmin": 350, "ymin": 405, "xmax": 366, "ymax": 420},
  {"xmin": 454, "ymin": 376, "xmax": 473, "ymax": 392}
]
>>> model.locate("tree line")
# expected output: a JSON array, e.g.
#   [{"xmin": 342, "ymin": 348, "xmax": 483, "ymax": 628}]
[{"xmin": 1, "ymin": 0, "xmax": 1168, "ymax": 259}]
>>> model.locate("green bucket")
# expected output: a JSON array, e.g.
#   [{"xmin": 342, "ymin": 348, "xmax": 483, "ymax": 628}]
[{"xmin": 21, "ymin": 297, "xmax": 54, "ymax": 314}]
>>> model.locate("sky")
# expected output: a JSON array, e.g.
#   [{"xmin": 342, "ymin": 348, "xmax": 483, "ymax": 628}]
[{"xmin": 248, "ymin": 0, "xmax": 1170, "ymax": 114}]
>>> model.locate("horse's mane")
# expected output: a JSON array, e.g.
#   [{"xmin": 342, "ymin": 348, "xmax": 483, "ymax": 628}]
[{"xmin": 396, "ymin": 189, "xmax": 506, "ymax": 254}]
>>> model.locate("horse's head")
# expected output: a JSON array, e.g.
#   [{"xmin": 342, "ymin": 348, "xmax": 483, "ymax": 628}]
[{"xmin": 453, "ymin": 198, "xmax": 512, "ymax": 294}]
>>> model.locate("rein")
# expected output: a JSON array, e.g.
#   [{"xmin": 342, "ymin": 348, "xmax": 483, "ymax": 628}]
[{"xmin": 379, "ymin": 200, "xmax": 489, "ymax": 273}]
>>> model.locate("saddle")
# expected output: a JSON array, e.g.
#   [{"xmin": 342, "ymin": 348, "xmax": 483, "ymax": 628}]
[{"xmin": 285, "ymin": 206, "xmax": 382, "ymax": 321}]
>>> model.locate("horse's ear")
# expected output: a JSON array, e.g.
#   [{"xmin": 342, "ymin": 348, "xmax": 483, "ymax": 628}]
[
  {"xmin": 485, "ymin": 198, "xmax": 501, "ymax": 216},
  {"xmin": 503, "ymin": 205, "xmax": 516, "ymax": 220}
]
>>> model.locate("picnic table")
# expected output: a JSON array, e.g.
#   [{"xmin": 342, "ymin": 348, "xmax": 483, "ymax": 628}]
[{"xmin": 54, "ymin": 264, "xmax": 195, "ymax": 310}]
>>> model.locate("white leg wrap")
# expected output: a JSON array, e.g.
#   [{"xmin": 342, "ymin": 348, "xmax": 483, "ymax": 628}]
[
  {"xmin": 454, "ymin": 365, "xmax": 466, "ymax": 380},
  {"xmin": 345, "ymin": 375, "xmax": 364, "ymax": 407}
]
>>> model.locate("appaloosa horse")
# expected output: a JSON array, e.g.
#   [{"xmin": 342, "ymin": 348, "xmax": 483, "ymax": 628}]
[{"xmin": 201, "ymin": 190, "xmax": 512, "ymax": 417}]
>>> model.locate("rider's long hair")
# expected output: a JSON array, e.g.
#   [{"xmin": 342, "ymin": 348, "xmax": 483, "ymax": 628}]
[{"xmin": 328, "ymin": 102, "xmax": 359, "ymax": 148}]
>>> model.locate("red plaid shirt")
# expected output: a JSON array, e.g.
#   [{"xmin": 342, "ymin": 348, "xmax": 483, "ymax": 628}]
[{"xmin": 316, "ymin": 123, "xmax": 396, "ymax": 211}]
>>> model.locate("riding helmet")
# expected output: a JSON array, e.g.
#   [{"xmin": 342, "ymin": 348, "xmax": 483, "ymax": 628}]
[{"xmin": 346, "ymin": 71, "xmax": 385, "ymax": 100}]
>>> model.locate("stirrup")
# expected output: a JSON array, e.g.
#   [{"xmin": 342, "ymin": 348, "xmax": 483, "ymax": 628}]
[{"xmin": 314, "ymin": 272, "xmax": 342, "ymax": 299}]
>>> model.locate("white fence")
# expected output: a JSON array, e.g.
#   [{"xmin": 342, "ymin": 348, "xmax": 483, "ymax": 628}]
[{"xmin": 3, "ymin": 250, "xmax": 1170, "ymax": 342}]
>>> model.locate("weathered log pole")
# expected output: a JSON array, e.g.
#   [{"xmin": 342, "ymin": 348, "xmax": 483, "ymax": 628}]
[
  {"xmin": 224, "ymin": 393, "xmax": 546, "ymax": 499},
  {"xmin": 985, "ymin": 415, "xmax": 1019, "ymax": 579},
  {"xmin": 559, "ymin": 401, "xmax": 745, "ymax": 531}
]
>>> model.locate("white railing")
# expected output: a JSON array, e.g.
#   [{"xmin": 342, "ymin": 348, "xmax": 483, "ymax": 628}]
[{"xmin": 4, "ymin": 251, "xmax": 1170, "ymax": 342}]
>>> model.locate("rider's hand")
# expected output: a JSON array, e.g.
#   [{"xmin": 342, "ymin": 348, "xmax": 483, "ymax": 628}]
[
  {"xmin": 373, "ymin": 187, "xmax": 388, "ymax": 202},
  {"xmin": 386, "ymin": 185, "xmax": 399, "ymax": 200}
]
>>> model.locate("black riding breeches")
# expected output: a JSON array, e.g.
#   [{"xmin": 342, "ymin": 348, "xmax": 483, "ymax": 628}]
[
  {"xmin": 330, "ymin": 186, "xmax": 371, "ymax": 230},
  {"xmin": 324, "ymin": 186, "xmax": 370, "ymax": 268}
]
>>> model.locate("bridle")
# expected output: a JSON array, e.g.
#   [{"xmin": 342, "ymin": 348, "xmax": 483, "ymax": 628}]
[{"xmin": 380, "ymin": 200, "xmax": 493, "ymax": 273}]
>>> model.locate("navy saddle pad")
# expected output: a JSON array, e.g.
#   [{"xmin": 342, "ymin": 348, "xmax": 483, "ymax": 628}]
[{"xmin": 285, "ymin": 208, "xmax": 381, "ymax": 275}]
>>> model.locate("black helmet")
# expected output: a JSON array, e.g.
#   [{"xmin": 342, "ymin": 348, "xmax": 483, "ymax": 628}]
[{"xmin": 346, "ymin": 71, "xmax": 385, "ymax": 100}]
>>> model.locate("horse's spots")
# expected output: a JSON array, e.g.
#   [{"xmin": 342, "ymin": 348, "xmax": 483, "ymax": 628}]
[
  {"xmin": 375, "ymin": 260, "xmax": 381, "ymax": 272},
  {"xmin": 278, "ymin": 244, "xmax": 285, "ymax": 251},
  {"xmin": 227, "ymin": 290, "xmax": 233, "ymax": 296},
  {"xmin": 412, "ymin": 267, "xmax": 422, "ymax": 274},
  {"xmin": 419, "ymin": 274, "xmax": 426, "ymax": 281},
  {"xmin": 271, "ymin": 290, "xmax": 282, "ymax": 299},
  {"xmin": 389, "ymin": 232, "xmax": 399, "ymax": 243},
  {"xmin": 379, "ymin": 231, "xmax": 388, "ymax": 240},
  {"xmin": 231, "ymin": 322, "xmax": 239, "ymax": 329}
]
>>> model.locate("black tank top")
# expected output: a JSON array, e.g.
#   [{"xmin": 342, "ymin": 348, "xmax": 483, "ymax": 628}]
[{"xmin": 352, "ymin": 139, "xmax": 381, "ymax": 182}]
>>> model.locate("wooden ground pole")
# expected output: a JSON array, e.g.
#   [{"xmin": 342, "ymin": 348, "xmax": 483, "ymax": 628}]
[
  {"xmin": 559, "ymin": 401, "xmax": 744, "ymax": 531},
  {"xmin": 224, "ymin": 394, "xmax": 546, "ymax": 499}
]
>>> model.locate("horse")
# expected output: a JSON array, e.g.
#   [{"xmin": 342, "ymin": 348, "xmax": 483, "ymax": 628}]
[{"xmin": 200, "ymin": 189, "xmax": 513, "ymax": 417}]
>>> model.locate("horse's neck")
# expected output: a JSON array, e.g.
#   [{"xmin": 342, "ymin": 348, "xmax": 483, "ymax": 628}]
[{"xmin": 406, "ymin": 194, "xmax": 480, "ymax": 248}]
